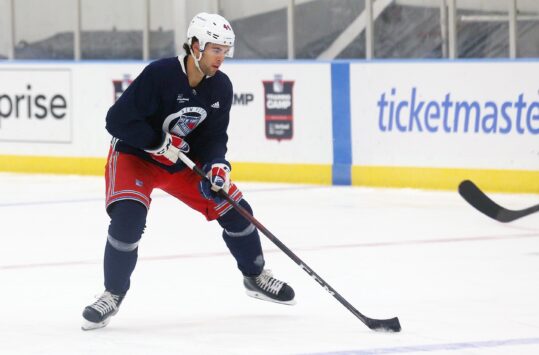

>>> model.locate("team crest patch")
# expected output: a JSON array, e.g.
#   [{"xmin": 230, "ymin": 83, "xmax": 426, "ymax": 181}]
[{"xmin": 162, "ymin": 107, "xmax": 208, "ymax": 136}]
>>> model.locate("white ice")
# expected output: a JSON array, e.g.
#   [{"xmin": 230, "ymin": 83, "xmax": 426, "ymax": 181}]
[{"xmin": 0, "ymin": 173, "xmax": 538, "ymax": 355}]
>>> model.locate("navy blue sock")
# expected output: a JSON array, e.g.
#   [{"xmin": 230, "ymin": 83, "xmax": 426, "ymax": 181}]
[
  {"xmin": 218, "ymin": 199, "xmax": 264, "ymax": 276},
  {"xmin": 104, "ymin": 200, "xmax": 147, "ymax": 294}
]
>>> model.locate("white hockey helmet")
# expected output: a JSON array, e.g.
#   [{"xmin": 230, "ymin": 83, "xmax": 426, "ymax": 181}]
[{"xmin": 187, "ymin": 12, "xmax": 235, "ymax": 58}]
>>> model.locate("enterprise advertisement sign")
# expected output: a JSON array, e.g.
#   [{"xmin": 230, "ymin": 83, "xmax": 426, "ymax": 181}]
[{"xmin": 0, "ymin": 69, "xmax": 72, "ymax": 143}]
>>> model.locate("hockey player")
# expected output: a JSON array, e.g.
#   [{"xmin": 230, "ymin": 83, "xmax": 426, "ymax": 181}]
[{"xmin": 82, "ymin": 12, "xmax": 295, "ymax": 331}]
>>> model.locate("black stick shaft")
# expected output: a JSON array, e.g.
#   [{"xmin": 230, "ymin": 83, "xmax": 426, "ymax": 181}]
[{"xmin": 179, "ymin": 153, "xmax": 401, "ymax": 332}]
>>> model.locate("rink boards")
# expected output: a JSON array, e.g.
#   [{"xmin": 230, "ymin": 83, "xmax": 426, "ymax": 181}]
[{"xmin": 0, "ymin": 60, "xmax": 537, "ymax": 192}]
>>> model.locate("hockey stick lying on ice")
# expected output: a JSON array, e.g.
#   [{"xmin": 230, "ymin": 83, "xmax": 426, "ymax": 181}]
[
  {"xmin": 178, "ymin": 152, "xmax": 401, "ymax": 333},
  {"xmin": 458, "ymin": 180, "xmax": 539, "ymax": 223}
]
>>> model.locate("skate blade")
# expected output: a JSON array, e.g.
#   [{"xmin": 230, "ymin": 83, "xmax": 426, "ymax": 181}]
[
  {"xmin": 245, "ymin": 290, "xmax": 297, "ymax": 305},
  {"xmin": 81, "ymin": 317, "xmax": 112, "ymax": 331}
]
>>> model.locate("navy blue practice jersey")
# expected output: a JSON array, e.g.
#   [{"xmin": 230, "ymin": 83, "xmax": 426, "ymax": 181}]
[{"xmin": 106, "ymin": 55, "xmax": 233, "ymax": 173}]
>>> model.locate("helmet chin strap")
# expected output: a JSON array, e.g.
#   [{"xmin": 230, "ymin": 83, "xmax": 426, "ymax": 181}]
[{"xmin": 189, "ymin": 46, "xmax": 205, "ymax": 76}]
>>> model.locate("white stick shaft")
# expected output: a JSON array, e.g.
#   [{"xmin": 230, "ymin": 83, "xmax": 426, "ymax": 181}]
[{"xmin": 178, "ymin": 151, "xmax": 196, "ymax": 170}]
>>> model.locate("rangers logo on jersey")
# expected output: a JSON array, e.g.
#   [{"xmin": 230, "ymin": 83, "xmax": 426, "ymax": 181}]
[{"xmin": 162, "ymin": 106, "xmax": 208, "ymax": 136}]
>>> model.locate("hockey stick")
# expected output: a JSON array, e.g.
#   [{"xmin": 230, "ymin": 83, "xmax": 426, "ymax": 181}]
[
  {"xmin": 178, "ymin": 152, "xmax": 401, "ymax": 332},
  {"xmin": 458, "ymin": 180, "xmax": 539, "ymax": 223}
]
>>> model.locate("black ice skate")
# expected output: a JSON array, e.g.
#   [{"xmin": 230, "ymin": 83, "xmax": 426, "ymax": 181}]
[
  {"xmin": 244, "ymin": 269, "xmax": 296, "ymax": 305},
  {"xmin": 81, "ymin": 290, "xmax": 124, "ymax": 330}
]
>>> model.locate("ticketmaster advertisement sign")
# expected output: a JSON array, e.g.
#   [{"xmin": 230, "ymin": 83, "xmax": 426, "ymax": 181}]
[
  {"xmin": 349, "ymin": 61, "xmax": 539, "ymax": 191},
  {"xmin": 350, "ymin": 61, "xmax": 539, "ymax": 171}
]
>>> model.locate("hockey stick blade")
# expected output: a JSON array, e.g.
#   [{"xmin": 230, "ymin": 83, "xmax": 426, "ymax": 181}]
[
  {"xmin": 365, "ymin": 316, "xmax": 401, "ymax": 332},
  {"xmin": 458, "ymin": 180, "xmax": 539, "ymax": 223},
  {"xmin": 177, "ymin": 152, "xmax": 401, "ymax": 333}
]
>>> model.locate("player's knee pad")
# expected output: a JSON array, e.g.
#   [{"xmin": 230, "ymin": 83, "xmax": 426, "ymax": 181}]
[
  {"xmin": 107, "ymin": 200, "xmax": 147, "ymax": 252},
  {"xmin": 217, "ymin": 198, "xmax": 254, "ymax": 235}
]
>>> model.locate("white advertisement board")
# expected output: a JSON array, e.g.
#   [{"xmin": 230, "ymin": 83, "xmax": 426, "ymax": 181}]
[
  {"xmin": 350, "ymin": 61, "xmax": 539, "ymax": 170},
  {"xmin": 72, "ymin": 63, "xmax": 146, "ymax": 157},
  {"xmin": 0, "ymin": 61, "xmax": 332, "ymax": 165},
  {"xmin": 224, "ymin": 62, "xmax": 333, "ymax": 164},
  {"xmin": 0, "ymin": 68, "xmax": 72, "ymax": 143},
  {"xmin": 0, "ymin": 63, "xmax": 146, "ymax": 157}
]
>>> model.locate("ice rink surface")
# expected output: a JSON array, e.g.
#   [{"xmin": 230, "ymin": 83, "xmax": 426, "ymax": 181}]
[{"xmin": 0, "ymin": 173, "xmax": 538, "ymax": 355}]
